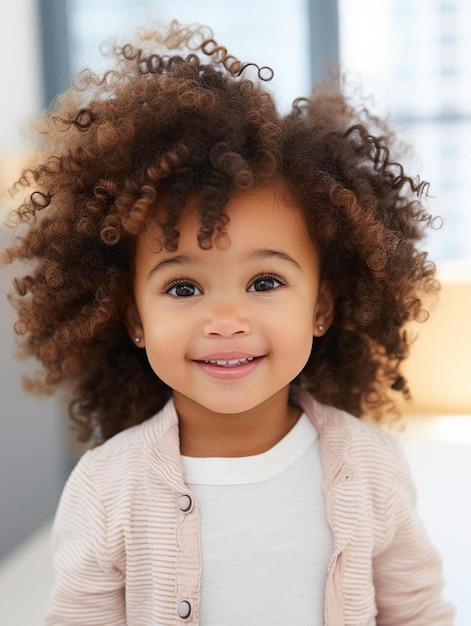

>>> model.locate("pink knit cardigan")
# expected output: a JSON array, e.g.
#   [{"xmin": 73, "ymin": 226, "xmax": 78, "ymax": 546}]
[{"xmin": 46, "ymin": 388, "xmax": 454, "ymax": 625}]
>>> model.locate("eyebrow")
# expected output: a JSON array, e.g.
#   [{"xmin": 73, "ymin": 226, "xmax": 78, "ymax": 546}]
[
  {"xmin": 148, "ymin": 255, "xmax": 192, "ymax": 278},
  {"xmin": 147, "ymin": 248, "xmax": 301, "ymax": 278},
  {"xmin": 249, "ymin": 249, "xmax": 302, "ymax": 269}
]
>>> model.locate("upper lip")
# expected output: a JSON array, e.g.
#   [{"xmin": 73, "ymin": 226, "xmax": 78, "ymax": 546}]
[{"xmin": 194, "ymin": 352, "xmax": 262, "ymax": 361}]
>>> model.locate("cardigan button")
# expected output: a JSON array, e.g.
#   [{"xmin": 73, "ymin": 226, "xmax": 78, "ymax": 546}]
[
  {"xmin": 335, "ymin": 466, "xmax": 354, "ymax": 484},
  {"xmin": 341, "ymin": 469, "xmax": 354, "ymax": 482},
  {"xmin": 177, "ymin": 599, "xmax": 192, "ymax": 620},
  {"xmin": 178, "ymin": 494, "xmax": 193, "ymax": 513}
]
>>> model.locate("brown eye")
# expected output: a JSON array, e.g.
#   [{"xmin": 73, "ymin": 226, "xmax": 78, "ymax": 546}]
[
  {"xmin": 248, "ymin": 275, "xmax": 284, "ymax": 292},
  {"xmin": 167, "ymin": 282, "xmax": 201, "ymax": 297}
]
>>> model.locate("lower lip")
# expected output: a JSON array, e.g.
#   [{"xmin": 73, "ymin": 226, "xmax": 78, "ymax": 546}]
[{"xmin": 194, "ymin": 357, "xmax": 264, "ymax": 380}]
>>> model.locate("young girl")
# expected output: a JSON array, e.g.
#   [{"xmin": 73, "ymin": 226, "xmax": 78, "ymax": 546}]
[{"xmin": 3, "ymin": 21, "xmax": 453, "ymax": 626}]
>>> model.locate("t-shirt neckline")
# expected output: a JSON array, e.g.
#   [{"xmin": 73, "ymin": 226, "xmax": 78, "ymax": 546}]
[{"xmin": 180, "ymin": 412, "xmax": 317, "ymax": 485}]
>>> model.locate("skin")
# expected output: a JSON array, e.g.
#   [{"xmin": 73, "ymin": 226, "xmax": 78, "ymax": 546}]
[{"xmin": 126, "ymin": 186, "xmax": 334, "ymax": 457}]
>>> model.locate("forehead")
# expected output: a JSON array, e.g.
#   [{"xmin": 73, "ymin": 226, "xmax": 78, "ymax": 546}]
[{"xmin": 138, "ymin": 185, "xmax": 313, "ymax": 255}]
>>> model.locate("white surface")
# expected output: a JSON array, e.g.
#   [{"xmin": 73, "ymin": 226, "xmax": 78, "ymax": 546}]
[
  {"xmin": 0, "ymin": 522, "xmax": 53, "ymax": 624},
  {"xmin": 0, "ymin": 0, "xmax": 42, "ymax": 151},
  {"xmin": 0, "ymin": 416, "xmax": 469, "ymax": 625},
  {"xmin": 401, "ymin": 417, "xmax": 471, "ymax": 626}
]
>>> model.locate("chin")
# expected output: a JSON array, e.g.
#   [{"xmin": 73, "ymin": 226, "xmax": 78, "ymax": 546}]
[
  {"xmin": 188, "ymin": 388, "xmax": 286, "ymax": 416},
  {"xmin": 202, "ymin": 400, "xmax": 260, "ymax": 416}
]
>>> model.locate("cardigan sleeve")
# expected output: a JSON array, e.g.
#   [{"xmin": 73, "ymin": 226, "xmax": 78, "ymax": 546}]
[
  {"xmin": 372, "ymin": 439, "xmax": 454, "ymax": 626},
  {"xmin": 45, "ymin": 452, "xmax": 126, "ymax": 626}
]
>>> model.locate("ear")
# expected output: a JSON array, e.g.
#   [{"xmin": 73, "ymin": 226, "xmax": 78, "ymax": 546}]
[
  {"xmin": 125, "ymin": 301, "xmax": 145, "ymax": 348},
  {"xmin": 313, "ymin": 280, "xmax": 335, "ymax": 337}
]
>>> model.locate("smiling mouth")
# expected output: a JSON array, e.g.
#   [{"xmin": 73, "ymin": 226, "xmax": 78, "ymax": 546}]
[
  {"xmin": 201, "ymin": 357, "xmax": 255, "ymax": 367},
  {"xmin": 195, "ymin": 356, "xmax": 263, "ymax": 379}
]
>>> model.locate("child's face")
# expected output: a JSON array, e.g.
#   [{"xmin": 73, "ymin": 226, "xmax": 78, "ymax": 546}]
[{"xmin": 127, "ymin": 186, "xmax": 333, "ymax": 417}]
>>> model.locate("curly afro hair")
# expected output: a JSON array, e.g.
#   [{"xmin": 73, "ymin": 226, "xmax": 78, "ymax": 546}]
[{"xmin": 2, "ymin": 21, "xmax": 438, "ymax": 443}]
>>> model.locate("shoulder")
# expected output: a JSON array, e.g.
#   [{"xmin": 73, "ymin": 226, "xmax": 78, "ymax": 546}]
[
  {"xmin": 334, "ymin": 405, "xmax": 401, "ymax": 456},
  {"xmin": 340, "ymin": 411, "xmax": 406, "ymax": 482},
  {"xmin": 73, "ymin": 398, "xmax": 179, "ymax": 488},
  {"xmin": 53, "ymin": 399, "xmax": 181, "ymax": 565},
  {"xmin": 293, "ymin": 387, "xmax": 404, "ymax": 471}
]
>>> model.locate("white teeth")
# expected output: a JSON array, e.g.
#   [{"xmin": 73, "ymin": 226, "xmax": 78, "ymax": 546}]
[{"xmin": 204, "ymin": 357, "xmax": 254, "ymax": 367}]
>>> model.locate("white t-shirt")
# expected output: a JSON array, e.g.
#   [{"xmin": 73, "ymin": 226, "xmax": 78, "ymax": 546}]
[{"xmin": 181, "ymin": 413, "xmax": 333, "ymax": 625}]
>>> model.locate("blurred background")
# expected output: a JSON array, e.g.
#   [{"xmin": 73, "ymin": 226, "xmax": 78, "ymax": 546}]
[{"xmin": 0, "ymin": 0, "xmax": 470, "ymax": 623}]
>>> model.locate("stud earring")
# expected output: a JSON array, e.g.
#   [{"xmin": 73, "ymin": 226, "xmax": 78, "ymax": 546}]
[
  {"xmin": 317, "ymin": 324, "xmax": 324, "ymax": 332},
  {"xmin": 134, "ymin": 337, "xmax": 141, "ymax": 344}
]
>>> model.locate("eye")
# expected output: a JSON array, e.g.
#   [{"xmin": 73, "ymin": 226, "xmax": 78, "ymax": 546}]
[
  {"xmin": 166, "ymin": 281, "xmax": 202, "ymax": 297},
  {"xmin": 248, "ymin": 274, "xmax": 285, "ymax": 292}
]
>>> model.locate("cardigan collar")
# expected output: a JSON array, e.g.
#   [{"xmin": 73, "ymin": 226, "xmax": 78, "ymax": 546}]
[
  {"xmin": 291, "ymin": 387, "xmax": 361, "ymax": 552},
  {"xmin": 143, "ymin": 398, "xmax": 188, "ymax": 494}
]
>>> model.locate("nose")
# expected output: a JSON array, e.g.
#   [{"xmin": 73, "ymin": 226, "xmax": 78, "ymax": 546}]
[{"xmin": 201, "ymin": 298, "xmax": 251, "ymax": 338}]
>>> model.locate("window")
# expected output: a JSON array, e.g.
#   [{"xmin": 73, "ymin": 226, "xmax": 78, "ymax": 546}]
[
  {"xmin": 339, "ymin": 0, "xmax": 471, "ymax": 260},
  {"xmin": 66, "ymin": 0, "xmax": 310, "ymax": 113}
]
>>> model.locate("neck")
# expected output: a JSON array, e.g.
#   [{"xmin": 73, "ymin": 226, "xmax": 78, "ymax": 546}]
[{"xmin": 174, "ymin": 387, "xmax": 301, "ymax": 457}]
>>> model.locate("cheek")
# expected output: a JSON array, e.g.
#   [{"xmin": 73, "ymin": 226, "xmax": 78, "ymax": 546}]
[
  {"xmin": 268, "ymin": 293, "xmax": 317, "ymax": 332},
  {"xmin": 140, "ymin": 300, "xmax": 183, "ymax": 339},
  {"xmin": 268, "ymin": 305, "xmax": 315, "ymax": 358},
  {"xmin": 283, "ymin": 326, "xmax": 314, "ymax": 359},
  {"xmin": 144, "ymin": 335, "xmax": 182, "ymax": 387},
  {"xmin": 141, "ymin": 316, "xmax": 181, "ymax": 369}
]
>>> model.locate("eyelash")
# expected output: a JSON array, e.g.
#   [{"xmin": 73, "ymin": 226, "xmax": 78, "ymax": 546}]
[
  {"xmin": 163, "ymin": 272, "xmax": 287, "ymax": 297},
  {"xmin": 248, "ymin": 273, "xmax": 287, "ymax": 292},
  {"xmin": 164, "ymin": 278, "xmax": 203, "ymax": 297}
]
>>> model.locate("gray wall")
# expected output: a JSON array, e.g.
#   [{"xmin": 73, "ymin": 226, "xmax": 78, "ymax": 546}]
[
  {"xmin": 0, "ymin": 229, "xmax": 68, "ymax": 559},
  {"xmin": 0, "ymin": 0, "xmax": 70, "ymax": 559}
]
